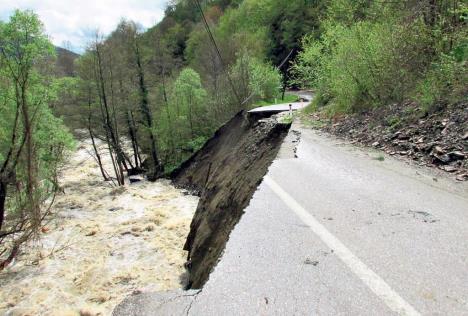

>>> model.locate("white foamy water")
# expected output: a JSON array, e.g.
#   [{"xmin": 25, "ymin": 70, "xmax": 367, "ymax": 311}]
[{"xmin": 0, "ymin": 139, "xmax": 198, "ymax": 315}]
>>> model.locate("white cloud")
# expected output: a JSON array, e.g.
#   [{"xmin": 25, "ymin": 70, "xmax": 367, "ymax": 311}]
[{"xmin": 0, "ymin": 0, "xmax": 168, "ymax": 52}]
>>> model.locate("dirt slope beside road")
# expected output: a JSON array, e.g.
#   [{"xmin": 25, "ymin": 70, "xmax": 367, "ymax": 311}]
[
  {"xmin": 172, "ymin": 111, "xmax": 290, "ymax": 289},
  {"xmin": 307, "ymin": 101, "xmax": 468, "ymax": 181}
]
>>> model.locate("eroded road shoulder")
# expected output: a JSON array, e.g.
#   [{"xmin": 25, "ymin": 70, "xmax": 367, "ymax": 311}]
[{"xmin": 114, "ymin": 121, "xmax": 468, "ymax": 315}]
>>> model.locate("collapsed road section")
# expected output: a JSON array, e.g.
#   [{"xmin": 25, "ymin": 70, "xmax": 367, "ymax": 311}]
[
  {"xmin": 171, "ymin": 110, "xmax": 291, "ymax": 289},
  {"xmin": 113, "ymin": 110, "xmax": 292, "ymax": 315}
]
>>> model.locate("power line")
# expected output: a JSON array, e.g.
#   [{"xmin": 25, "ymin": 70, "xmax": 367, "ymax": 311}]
[
  {"xmin": 193, "ymin": 0, "xmax": 296, "ymax": 107},
  {"xmin": 241, "ymin": 47, "xmax": 296, "ymax": 105},
  {"xmin": 278, "ymin": 48, "xmax": 295, "ymax": 70},
  {"xmin": 192, "ymin": 0, "xmax": 243, "ymax": 105}
]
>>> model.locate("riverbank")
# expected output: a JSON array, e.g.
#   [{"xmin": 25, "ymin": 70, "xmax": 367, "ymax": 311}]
[{"xmin": 0, "ymin": 139, "xmax": 198, "ymax": 315}]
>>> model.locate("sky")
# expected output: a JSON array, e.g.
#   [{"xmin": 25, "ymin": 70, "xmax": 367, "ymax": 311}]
[{"xmin": 0, "ymin": 0, "xmax": 168, "ymax": 53}]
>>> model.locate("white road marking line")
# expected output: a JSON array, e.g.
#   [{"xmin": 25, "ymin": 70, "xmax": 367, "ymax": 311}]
[{"xmin": 264, "ymin": 176, "xmax": 421, "ymax": 316}]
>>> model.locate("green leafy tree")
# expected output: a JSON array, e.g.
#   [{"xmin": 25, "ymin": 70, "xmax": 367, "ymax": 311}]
[
  {"xmin": 0, "ymin": 10, "xmax": 73, "ymax": 269},
  {"xmin": 174, "ymin": 68, "xmax": 208, "ymax": 139},
  {"xmin": 230, "ymin": 52, "xmax": 282, "ymax": 105}
]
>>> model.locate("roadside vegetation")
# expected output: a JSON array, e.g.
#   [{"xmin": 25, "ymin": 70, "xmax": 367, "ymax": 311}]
[
  {"xmin": 291, "ymin": 1, "xmax": 467, "ymax": 115},
  {"xmin": 57, "ymin": 0, "xmax": 329, "ymax": 175},
  {"xmin": 290, "ymin": 1, "xmax": 467, "ymax": 179}
]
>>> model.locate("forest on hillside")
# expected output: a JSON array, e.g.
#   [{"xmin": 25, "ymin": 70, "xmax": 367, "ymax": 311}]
[
  {"xmin": 60, "ymin": 0, "xmax": 468, "ymax": 172},
  {"xmin": 1, "ymin": 0, "xmax": 467, "ymax": 270}
]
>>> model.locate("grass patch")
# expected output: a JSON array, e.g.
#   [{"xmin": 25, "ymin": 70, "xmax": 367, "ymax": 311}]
[
  {"xmin": 298, "ymin": 101, "xmax": 327, "ymax": 129},
  {"xmin": 300, "ymin": 115, "xmax": 327, "ymax": 128},
  {"xmin": 386, "ymin": 115, "xmax": 402, "ymax": 129},
  {"xmin": 302, "ymin": 101, "xmax": 319, "ymax": 115},
  {"xmin": 279, "ymin": 115, "xmax": 294, "ymax": 124},
  {"xmin": 373, "ymin": 154, "xmax": 385, "ymax": 161}
]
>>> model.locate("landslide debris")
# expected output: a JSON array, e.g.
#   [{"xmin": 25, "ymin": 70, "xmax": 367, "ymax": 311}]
[
  {"xmin": 172, "ymin": 111, "xmax": 291, "ymax": 289},
  {"xmin": 307, "ymin": 101, "xmax": 468, "ymax": 180}
]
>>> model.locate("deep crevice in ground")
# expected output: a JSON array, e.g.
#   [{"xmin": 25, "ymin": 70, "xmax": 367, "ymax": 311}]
[{"xmin": 171, "ymin": 110, "xmax": 291, "ymax": 289}]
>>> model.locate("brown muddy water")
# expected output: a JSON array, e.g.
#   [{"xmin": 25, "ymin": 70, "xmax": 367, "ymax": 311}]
[{"xmin": 0, "ymin": 139, "xmax": 198, "ymax": 315}]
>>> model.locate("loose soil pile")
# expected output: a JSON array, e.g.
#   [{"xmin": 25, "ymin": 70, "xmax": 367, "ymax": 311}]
[
  {"xmin": 307, "ymin": 101, "xmax": 467, "ymax": 181},
  {"xmin": 172, "ymin": 111, "xmax": 291, "ymax": 289},
  {"xmin": 0, "ymin": 139, "xmax": 198, "ymax": 316}
]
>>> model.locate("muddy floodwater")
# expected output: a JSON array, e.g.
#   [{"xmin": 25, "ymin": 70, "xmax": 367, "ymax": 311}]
[{"xmin": 0, "ymin": 139, "xmax": 198, "ymax": 315}]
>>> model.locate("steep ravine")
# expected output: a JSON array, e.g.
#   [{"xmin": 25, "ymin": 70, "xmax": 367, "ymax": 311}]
[{"xmin": 172, "ymin": 110, "xmax": 291, "ymax": 289}]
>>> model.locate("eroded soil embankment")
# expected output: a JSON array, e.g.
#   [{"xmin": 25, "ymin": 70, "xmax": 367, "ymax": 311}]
[
  {"xmin": 309, "ymin": 101, "xmax": 467, "ymax": 180},
  {"xmin": 172, "ymin": 111, "xmax": 290, "ymax": 289}
]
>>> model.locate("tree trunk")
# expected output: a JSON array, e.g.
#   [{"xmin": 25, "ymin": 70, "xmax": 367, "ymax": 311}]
[
  {"xmin": 20, "ymin": 82, "xmax": 40, "ymax": 231},
  {"xmin": 135, "ymin": 40, "xmax": 162, "ymax": 177},
  {"xmin": 188, "ymin": 92, "xmax": 195, "ymax": 139},
  {"xmin": 164, "ymin": 97, "xmax": 176, "ymax": 159},
  {"xmin": 90, "ymin": 129, "xmax": 108, "ymax": 181},
  {"xmin": 108, "ymin": 53, "xmax": 132, "ymax": 171},
  {"xmin": 118, "ymin": 77, "xmax": 140, "ymax": 170},
  {"xmin": 126, "ymin": 110, "xmax": 140, "ymax": 168},
  {"xmin": 95, "ymin": 43, "xmax": 126, "ymax": 184},
  {"xmin": 87, "ymin": 95, "xmax": 108, "ymax": 181},
  {"xmin": 130, "ymin": 110, "xmax": 143, "ymax": 167},
  {"xmin": 0, "ymin": 180, "xmax": 6, "ymax": 232}
]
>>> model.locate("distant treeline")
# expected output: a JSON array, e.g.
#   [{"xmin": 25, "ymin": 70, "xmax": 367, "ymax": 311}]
[
  {"xmin": 59, "ymin": 0, "xmax": 467, "ymax": 181},
  {"xmin": 62, "ymin": 0, "xmax": 320, "ymax": 178}
]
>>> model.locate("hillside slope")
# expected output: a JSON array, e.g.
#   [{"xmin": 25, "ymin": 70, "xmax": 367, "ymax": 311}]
[{"xmin": 306, "ymin": 100, "xmax": 467, "ymax": 181}]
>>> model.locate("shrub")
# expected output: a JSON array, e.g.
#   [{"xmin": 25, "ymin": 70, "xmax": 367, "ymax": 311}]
[
  {"xmin": 292, "ymin": 18, "xmax": 437, "ymax": 114},
  {"xmin": 230, "ymin": 52, "xmax": 283, "ymax": 104},
  {"xmin": 291, "ymin": 0, "xmax": 468, "ymax": 115},
  {"xmin": 414, "ymin": 54, "xmax": 468, "ymax": 113},
  {"xmin": 248, "ymin": 57, "xmax": 283, "ymax": 101}
]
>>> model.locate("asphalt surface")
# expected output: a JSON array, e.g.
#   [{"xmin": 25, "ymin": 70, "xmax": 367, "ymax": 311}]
[
  {"xmin": 248, "ymin": 101, "xmax": 308, "ymax": 113},
  {"xmin": 114, "ymin": 122, "xmax": 468, "ymax": 315}
]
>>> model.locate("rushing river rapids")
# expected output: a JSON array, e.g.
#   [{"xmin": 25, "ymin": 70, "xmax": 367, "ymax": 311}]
[{"xmin": 0, "ymin": 139, "xmax": 198, "ymax": 315}]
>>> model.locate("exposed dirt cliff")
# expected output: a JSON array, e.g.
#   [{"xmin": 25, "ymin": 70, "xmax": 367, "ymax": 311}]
[{"xmin": 172, "ymin": 111, "xmax": 290, "ymax": 288}]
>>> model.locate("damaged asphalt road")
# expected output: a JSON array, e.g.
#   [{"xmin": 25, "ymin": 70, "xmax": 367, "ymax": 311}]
[
  {"xmin": 171, "ymin": 111, "xmax": 291, "ymax": 289},
  {"xmin": 114, "ymin": 119, "xmax": 468, "ymax": 315}
]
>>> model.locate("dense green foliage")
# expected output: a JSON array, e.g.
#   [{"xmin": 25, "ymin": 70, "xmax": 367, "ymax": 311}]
[
  {"xmin": 0, "ymin": 10, "xmax": 74, "ymax": 267},
  {"xmin": 66, "ymin": 0, "xmax": 467, "ymax": 176},
  {"xmin": 161, "ymin": 67, "xmax": 210, "ymax": 167},
  {"xmin": 4, "ymin": 1, "xmax": 466, "ymax": 183},
  {"xmin": 69, "ymin": 0, "xmax": 327, "ymax": 173},
  {"xmin": 292, "ymin": 0, "xmax": 468, "ymax": 114}
]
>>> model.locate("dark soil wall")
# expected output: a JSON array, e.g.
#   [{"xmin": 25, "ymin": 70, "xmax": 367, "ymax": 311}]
[{"xmin": 172, "ymin": 111, "xmax": 290, "ymax": 289}]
